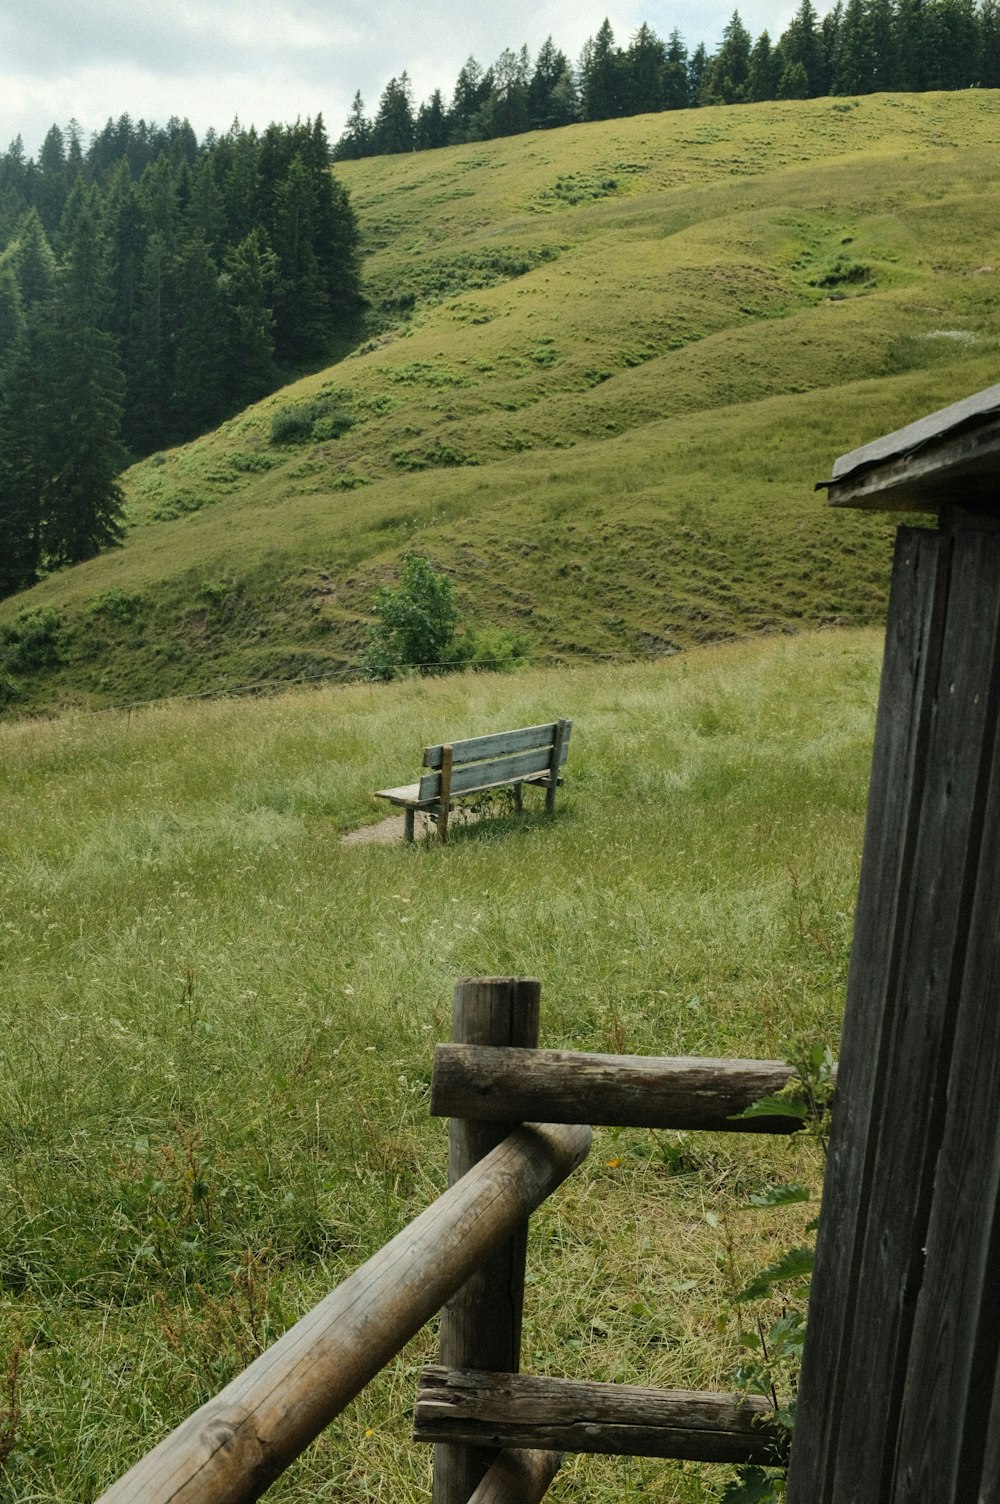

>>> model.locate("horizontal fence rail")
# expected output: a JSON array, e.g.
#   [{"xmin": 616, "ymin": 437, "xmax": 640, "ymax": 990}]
[
  {"xmin": 97, "ymin": 1121, "xmax": 591, "ymax": 1504},
  {"xmin": 414, "ymin": 1366, "xmax": 790, "ymax": 1466},
  {"xmin": 431, "ymin": 1046, "xmax": 818, "ymax": 1131}
]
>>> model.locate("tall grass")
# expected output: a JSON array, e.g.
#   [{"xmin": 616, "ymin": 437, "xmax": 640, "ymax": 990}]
[{"xmin": 0, "ymin": 631, "xmax": 879, "ymax": 1500}]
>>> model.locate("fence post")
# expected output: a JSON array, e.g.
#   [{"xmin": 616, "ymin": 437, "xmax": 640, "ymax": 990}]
[{"xmin": 433, "ymin": 977, "xmax": 541, "ymax": 1504}]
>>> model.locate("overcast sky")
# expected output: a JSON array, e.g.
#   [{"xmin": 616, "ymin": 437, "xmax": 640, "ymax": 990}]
[{"xmin": 0, "ymin": 1, "xmax": 802, "ymax": 159}]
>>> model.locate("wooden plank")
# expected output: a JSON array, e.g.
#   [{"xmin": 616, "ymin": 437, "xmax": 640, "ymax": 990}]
[
  {"xmin": 889, "ymin": 584, "xmax": 1000, "ymax": 1503},
  {"xmin": 437, "ymin": 745, "xmax": 453, "ymax": 844},
  {"xmin": 97, "ymin": 1121, "xmax": 591, "ymax": 1504},
  {"xmin": 823, "ymin": 423, "xmax": 1000, "ymax": 511},
  {"xmin": 414, "ymin": 1368, "xmax": 788, "ymax": 1465},
  {"xmin": 467, "ymin": 1449, "xmax": 562, "ymax": 1504},
  {"xmin": 788, "ymin": 525, "xmax": 949, "ymax": 1502},
  {"xmin": 790, "ymin": 524, "xmax": 1000, "ymax": 1503},
  {"xmin": 978, "ymin": 1350, "xmax": 1000, "ymax": 1504},
  {"xmin": 374, "ymin": 783, "xmax": 422, "ymax": 804},
  {"xmin": 546, "ymin": 720, "xmax": 570, "ymax": 813},
  {"xmin": 434, "ymin": 980, "xmax": 541, "ymax": 1504},
  {"xmin": 827, "ymin": 384, "xmax": 1000, "ymax": 482},
  {"xmin": 431, "ymin": 1046, "xmax": 812, "ymax": 1131},
  {"xmin": 420, "ymin": 747, "xmax": 562, "ymax": 802},
  {"xmin": 424, "ymin": 725, "xmax": 562, "ymax": 769}
]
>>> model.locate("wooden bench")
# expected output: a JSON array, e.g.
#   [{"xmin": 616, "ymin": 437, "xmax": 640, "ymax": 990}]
[{"xmin": 374, "ymin": 720, "xmax": 572, "ymax": 843}]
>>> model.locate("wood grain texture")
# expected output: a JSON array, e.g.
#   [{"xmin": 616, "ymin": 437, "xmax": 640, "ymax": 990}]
[
  {"xmin": 431, "ymin": 1045, "xmax": 812, "ymax": 1131},
  {"xmin": 424, "ymin": 725, "xmax": 564, "ymax": 768},
  {"xmin": 790, "ymin": 520, "xmax": 1000, "ymax": 1504},
  {"xmin": 466, "ymin": 1448, "xmax": 562, "ymax": 1504},
  {"xmin": 889, "ymin": 531, "xmax": 1000, "ymax": 1503},
  {"xmin": 788, "ymin": 525, "xmax": 947, "ymax": 1503},
  {"xmin": 415, "ymin": 1367, "xmax": 788, "ymax": 1465},
  {"xmin": 434, "ymin": 980, "xmax": 541, "ymax": 1504},
  {"xmin": 97, "ymin": 1119, "xmax": 590, "ymax": 1504},
  {"xmin": 419, "ymin": 746, "xmax": 567, "ymax": 802}
]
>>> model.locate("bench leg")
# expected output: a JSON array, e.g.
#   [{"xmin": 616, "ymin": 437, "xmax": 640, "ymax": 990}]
[
  {"xmin": 404, "ymin": 807, "xmax": 415, "ymax": 843},
  {"xmin": 513, "ymin": 783, "xmax": 524, "ymax": 814}
]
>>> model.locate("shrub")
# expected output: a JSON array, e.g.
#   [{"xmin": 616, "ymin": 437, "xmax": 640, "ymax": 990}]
[
  {"xmin": 0, "ymin": 607, "xmax": 67, "ymax": 673},
  {"xmin": 362, "ymin": 555, "xmax": 459, "ymax": 681},
  {"xmin": 88, "ymin": 588, "xmax": 144, "ymax": 624},
  {"xmin": 269, "ymin": 394, "xmax": 354, "ymax": 447},
  {"xmin": 452, "ymin": 627, "xmax": 531, "ymax": 673}
]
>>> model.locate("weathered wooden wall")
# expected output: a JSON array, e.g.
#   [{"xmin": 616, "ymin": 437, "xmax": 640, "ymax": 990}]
[{"xmin": 789, "ymin": 515, "xmax": 1000, "ymax": 1503}]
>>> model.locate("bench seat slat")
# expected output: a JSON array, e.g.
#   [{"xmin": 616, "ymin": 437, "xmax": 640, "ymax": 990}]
[
  {"xmin": 374, "ymin": 783, "xmax": 422, "ymax": 805},
  {"xmin": 423, "ymin": 722, "xmax": 568, "ymax": 769},
  {"xmin": 375, "ymin": 772, "xmax": 562, "ymax": 813}
]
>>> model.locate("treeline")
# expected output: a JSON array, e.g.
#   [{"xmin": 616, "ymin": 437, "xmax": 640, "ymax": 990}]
[
  {"xmin": 0, "ymin": 116, "xmax": 361, "ymax": 598},
  {"xmin": 333, "ymin": 0, "xmax": 1000, "ymax": 157}
]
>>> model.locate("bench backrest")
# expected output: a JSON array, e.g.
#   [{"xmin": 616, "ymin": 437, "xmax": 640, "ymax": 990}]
[{"xmin": 417, "ymin": 721, "xmax": 572, "ymax": 802}]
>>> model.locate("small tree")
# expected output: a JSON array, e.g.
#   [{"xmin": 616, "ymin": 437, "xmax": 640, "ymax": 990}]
[{"xmin": 363, "ymin": 555, "xmax": 459, "ymax": 679}]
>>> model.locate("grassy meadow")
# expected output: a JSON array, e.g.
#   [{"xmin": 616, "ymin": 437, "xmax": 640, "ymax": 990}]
[
  {"xmin": 0, "ymin": 630, "xmax": 881, "ymax": 1500},
  {"xmin": 2, "ymin": 91, "xmax": 999, "ymax": 709}
]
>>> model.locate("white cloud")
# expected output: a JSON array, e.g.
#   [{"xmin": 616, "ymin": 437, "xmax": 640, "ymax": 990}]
[{"xmin": 0, "ymin": 1, "xmax": 805, "ymax": 156}]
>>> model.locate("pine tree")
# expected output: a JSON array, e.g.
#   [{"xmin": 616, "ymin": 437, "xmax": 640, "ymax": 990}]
[
  {"xmin": 415, "ymin": 91, "xmax": 449, "ymax": 150},
  {"xmin": 832, "ymin": 0, "xmax": 873, "ymax": 90},
  {"xmin": 895, "ymin": 0, "xmax": 931, "ymax": 87},
  {"xmin": 579, "ymin": 20, "xmax": 625, "ymax": 119},
  {"xmin": 0, "ymin": 258, "xmax": 38, "ymax": 595},
  {"xmin": 42, "ymin": 190, "xmax": 125, "ymax": 567},
  {"xmin": 749, "ymin": 31, "xmax": 781, "ymax": 98},
  {"xmin": 625, "ymin": 24, "xmax": 668, "ymax": 113},
  {"xmin": 270, "ymin": 152, "xmax": 330, "ymax": 362},
  {"xmin": 171, "ymin": 233, "xmax": 226, "ymax": 433},
  {"xmin": 663, "ymin": 31, "xmax": 691, "ymax": 108},
  {"xmin": 688, "ymin": 41, "xmax": 710, "ymax": 102},
  {"xmin": 449, "ymin": 58, "xmax": 492, "ymax": 141},
  {"xmin": 778, "ymin": 0, "xmax": 826, "ymax": 94},
  {"xmin": 334, "ymin": 92, "xmax": 372, "ymax": 160},
  {"xmin": 703, "ymin": 11, "xmax": 753, "ymax": 102},
  {"xmin": 372, "ymin": 75, "xmax": 415, "ymax": 155},
  {"xmin": 980, "ymin": 0, "xmax": 1000, "ymax": 84},
  {"xmin": 528, "ymin": 38, "xmax": 577, "ymax": 127},
  {"xmin": 484, "ymin": 48, "xmax": 531, "ymax": 137},
  {"xmin": 924, "ymin": 0, "xmax": 979, "ymax": 87},
  {"xmin": 221, "ymin": 228, "xmax": 277, "ymax": 408},
  {"xmin": 126, "ymin": 229, "xmax": 176, "ymax": 450}
]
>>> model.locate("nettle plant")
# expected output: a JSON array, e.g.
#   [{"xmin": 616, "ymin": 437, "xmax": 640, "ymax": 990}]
[{"xmin": 718, "ymin": 1043, "xmax": 836, "ymax": 1504}]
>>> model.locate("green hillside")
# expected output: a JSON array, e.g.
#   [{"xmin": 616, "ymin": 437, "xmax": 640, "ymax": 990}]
[{"xmin": 3, "ymin": 92, "xmax": 999, "ymax": 712}]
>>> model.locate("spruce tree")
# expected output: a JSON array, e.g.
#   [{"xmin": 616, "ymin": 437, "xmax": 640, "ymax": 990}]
[
  {"xmin": 663, "ymin": 31, "xmax": 691, "ymax": 108},
  {"xmin": 221, "ymin": 228, "xmax": 277, "ymax": 408},
  {"xmin": 415, "ymin": 91, "xmax": 449, "ymax": 150},
  {"xmin": 372, "ymin": 75, "xmax": 415, "ymax": 154},
  {"xmin": 625, "ymin": 24, "xmax": 668, "ymax": 113},
  {"xmin": 579, "ymin": 20, "xmax": 626, "ymax": 119},
  {"xmin": 703, "ymin": 11, "xmax": 753, "ymax": 102},
  {"xmin": 42, "ymin": 190, "xmax": 125, "ymax": 568},
  {"xmin": 171, "ymin": 233, "xmax": 226, "ymax": 433}
]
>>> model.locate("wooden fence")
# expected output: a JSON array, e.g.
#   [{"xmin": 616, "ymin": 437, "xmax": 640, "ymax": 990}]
[{"xmin": 97, "ymin": 975, "xmax": 810, "ymax": 1503}]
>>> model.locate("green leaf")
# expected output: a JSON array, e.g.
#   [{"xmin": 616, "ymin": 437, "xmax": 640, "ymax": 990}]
[
  {"xmin": 749, "ymin": 1182, "xmax": 811, "ymax": 1208},
  {"xmin": 736, "ymin": 1245, "xmax": 814, "ymax": 1303},
  {"xmin": 720, "ymin": 1465, "xmax": 785, "ymax": 1503},
  {"xmin": 730, "ymin": 1094, "xmax": 807, "ymax": 1122}
]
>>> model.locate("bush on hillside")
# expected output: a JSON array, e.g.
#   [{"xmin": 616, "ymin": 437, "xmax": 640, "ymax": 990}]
[
  {"xmin": 269, "ymin": 394, "xmax": 354, "ymax": 447},
  {"xmin": 0, "ymin": 607, "xmax": 68, "ymax": 673},
  {"xmin": 362, "ymin": 555, "xmax": 460, "ymax": 680},
  {"xmin": 452, "ymin": 626, "xmax": 532, "ymax": 673}
]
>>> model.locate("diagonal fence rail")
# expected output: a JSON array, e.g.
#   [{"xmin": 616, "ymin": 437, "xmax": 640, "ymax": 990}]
[{"xmin": 98, "ymin": 977, "xmax": 817, "ymax": 1503}]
